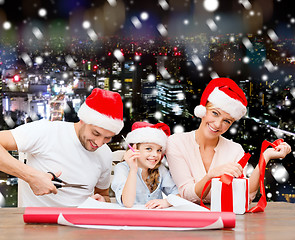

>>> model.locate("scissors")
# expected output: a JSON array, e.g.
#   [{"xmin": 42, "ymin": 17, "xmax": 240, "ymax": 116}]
[{"xmin": 48, "ymin": 172, "xmax": 87, "ymax": 189}]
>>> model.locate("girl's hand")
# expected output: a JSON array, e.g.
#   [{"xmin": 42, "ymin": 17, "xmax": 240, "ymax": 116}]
[
  {"xmin": 264, "ymin": 142, "xmax": 292, "ymax": 164},
  {"xmin": 123, "ymin": 145, "xmax": 140, "ymax": 171},
  {"xmin": 145, "ymin": 199, "xmax": 171, "ymax": 209},
  {"xmin": 91, "ymin": 193, "xmax": 106, "ymax": 202},
  {"xmin": 207, "ymin": 162, "xmax": 243, "ymax": 179}
]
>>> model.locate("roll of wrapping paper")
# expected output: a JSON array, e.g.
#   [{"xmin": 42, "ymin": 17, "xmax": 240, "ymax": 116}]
[{"xmin": 23, "ymin": 207, "xmax": 235, "ymax": 228}]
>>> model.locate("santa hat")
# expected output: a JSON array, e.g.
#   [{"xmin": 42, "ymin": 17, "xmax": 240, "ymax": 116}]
[
  {"xmin": 125, "ymin": 122, "xmax": 171, "ymax": 152},
  {"xmin": 194, "ymin": 78, "xmax": 247, "ymax": 120},
  {"xmin": 77, "ymin": 88, "xmax": 124, "ymax": 134}
]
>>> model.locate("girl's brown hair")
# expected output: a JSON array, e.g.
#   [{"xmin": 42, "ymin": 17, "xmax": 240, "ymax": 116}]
[{"xmin": 146, "ymin": 160, "xmax": 161, "ymax": 193}]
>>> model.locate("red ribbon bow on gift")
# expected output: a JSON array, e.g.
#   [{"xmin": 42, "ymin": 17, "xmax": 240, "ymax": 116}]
[{"xmin": 200, "ymin": 139, "xmax": 284, "ymax": 213}]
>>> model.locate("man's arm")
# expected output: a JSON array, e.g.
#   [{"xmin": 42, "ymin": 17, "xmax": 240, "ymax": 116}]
[
  {"xmin": 94, "ymin": 187, "xmax": 110, "ymax": 202},
  {"xmin": 0, "ymin": 130, "xmax": 58, "ymax": 195}
]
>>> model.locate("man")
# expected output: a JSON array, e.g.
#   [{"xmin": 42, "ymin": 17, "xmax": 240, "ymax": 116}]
[{"xmin": 0, "ymin": 88, "xmax": 124, "ymax": 207}]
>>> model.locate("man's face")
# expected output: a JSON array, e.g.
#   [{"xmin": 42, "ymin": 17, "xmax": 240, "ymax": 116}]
[{"xmin": 78, "ymin": 122, "xmax": 116, "ymax": 152}]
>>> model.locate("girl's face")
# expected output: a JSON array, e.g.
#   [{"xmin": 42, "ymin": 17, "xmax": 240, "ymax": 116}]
[
  {"xmin": 136, "ymin": 143, "xmax": 163, "ymax": 170},
  {"xmin": 200, "ymin": 106, "xmax": 235, "ymax": 140}
]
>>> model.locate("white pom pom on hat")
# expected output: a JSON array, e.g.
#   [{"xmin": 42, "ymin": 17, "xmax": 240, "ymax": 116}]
[
  {"xmin": 194, "ymin": 105, "xmax": 207, "ymax": 118},
  {"xmin": 194, "ymin": 78, "xmax": 248, "ymax": 120},
  {"xmin": 77, "ymin": 88, "xmax": 124, "ymax": 134}
]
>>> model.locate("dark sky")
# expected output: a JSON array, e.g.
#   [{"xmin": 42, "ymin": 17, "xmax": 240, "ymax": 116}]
[{"xmin": 0, "ymin": 0, "xmax": 294, "ymax": 38}]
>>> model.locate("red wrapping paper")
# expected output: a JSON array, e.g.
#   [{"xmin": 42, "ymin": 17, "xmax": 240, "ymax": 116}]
[{"xmin": 23, "ymin": 207, "xmax": 235, "ymax": 229}]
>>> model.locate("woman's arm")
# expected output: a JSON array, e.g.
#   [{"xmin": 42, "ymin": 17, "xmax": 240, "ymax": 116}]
[{"xmin": 249, "ymin": 142, "xmax": 291, "ymax": 194}]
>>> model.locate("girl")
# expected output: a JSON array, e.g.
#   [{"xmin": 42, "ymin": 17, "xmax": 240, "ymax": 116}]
[
  {"xmin": 166, "ymin": 78, "xmax": 291, "ymax": 204},
  {"xmin": 111, "ymin": 122, "xmax": 179, "ymax": 208}
]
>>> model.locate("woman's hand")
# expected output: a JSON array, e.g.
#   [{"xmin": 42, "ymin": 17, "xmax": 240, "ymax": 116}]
[
  {"xmin": 264, "ymin": 142, "xmax": 292, "ymax": 164},
  {"xmin": 123, "ymin": 145, "xmax": 140, "ymax": 171},
  {"xmin": 145, "ymin": 199, "xmax": 171, "ymax": 209},
  {"xmin": 207, "ymin": 162, "xmax": 243, "ymax": 179}
]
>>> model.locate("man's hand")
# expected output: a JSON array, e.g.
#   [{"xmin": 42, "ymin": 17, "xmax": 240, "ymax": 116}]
[{"xmin": 27, "ymin": 171, "xmax": 61, "ymax": 196}]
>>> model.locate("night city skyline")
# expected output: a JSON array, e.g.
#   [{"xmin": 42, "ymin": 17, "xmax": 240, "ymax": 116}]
[{"xmin": 1, "ymin": 0, "xmax": 295, "ymax": 206}]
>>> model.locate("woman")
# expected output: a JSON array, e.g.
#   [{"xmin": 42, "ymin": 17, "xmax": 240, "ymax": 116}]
[{"xmin": 166, "ymin": 78, "xmax": 291, "ymax": 204}]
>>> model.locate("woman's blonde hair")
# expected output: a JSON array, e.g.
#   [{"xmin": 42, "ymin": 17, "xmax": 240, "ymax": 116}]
[{"xmin": 206, "ymin": 101, "xmax": 215, "ymax": 110}]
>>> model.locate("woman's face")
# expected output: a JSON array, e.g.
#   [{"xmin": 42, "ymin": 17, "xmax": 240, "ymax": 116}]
[
  {"xmin": 200, "ymin": 106, "xmax": 235, "ymax": 139},
  {"xmin": 136, "ymin": 143, "xmax": 162, "ymax": 170}
]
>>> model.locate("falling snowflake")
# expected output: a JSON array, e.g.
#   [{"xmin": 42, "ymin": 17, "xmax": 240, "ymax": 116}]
[
  {"xmin": 159, "ymin": 67, "xmax": 171, "ymax": 79},
  {"xmin": 4, "ymin": 116, "xmax": 15, "ymax": 128},
  {"xmin": 87, "ymin": 29, "xmax": 98, "ymax": 41},
  {"xmin": 271, "ymin": 164, "xmax": 289, "ymax": 183},
  {"xmin": 0, "ymin": 192, "xmax": 5, "ymax": 208},
  {"xmin": 183, "ymin": 19, "xmax": 189, "ymax": 25},
  {"xmin": 82, "ymin": 21, "xmax": 91, "ymax": 29},
  {"xmin": 267, "ymin": 29, "xmax": 279, "ymax": 42},
  {"xmin": 243, "ymin": 56, "xmax": 250, "ymax": 64},
  {"xmin": 131, "ymin": 16, "xmax": 142, "ymax": 29},
  {"xmin": 154, "ymin": 111, "xmax": 162, "ymax": 120},
  {"xmin": 192, "ymin": 55, "xmax": 203, "ymax": 70},
  {"xmin": 239, "ymin": 0, "xmax": 252, "ymax": 10},
  {"xmin": 35, "ymin": 56, "xmax": 43, "ymax": 65},
  {"xmin": 147, "ymin": 74, "xmax": 156, "ymax": 82},
  {"xmin": 173, "ymin": 125, "xmax": 184, "ymax": 133},
  {"xmin": 107, "ymin": 0, "xmax": 117, "ymax": 7},
  {"xmin": 21, "ymin": 53, "xmax": 33, "ymax": 67},
  {"xmin": 157, "ymin": 24, "xmax": 168, "ymax": 37},
  {"xmin": 245, "ymin": 163, "xmax": 254, "ymax": 177},
  {"xmin": 229, "ymin": 127, "xmax": 237, "ymax": 135},
  {"xmin": 38, "ymin": 8, "xmax": 47, "ymax": 18},
  {"xmin": 264, "ymin": 59, "xmax": 276, "ymax": 72},
  {"xmin": 203, "ymin": 0, "xmax": 219, "ymax": 12},
  {"xmin": 134, "ymin": 55, "xmax": 140, "ymax": 61},
  {"xmin": 266, "ymin": 192, "xmax": 272, "ymax": 199},
  {"xmin": 158, "ymin": 0, "xmax": 169, "ymax": 10},
  {"xmin": 176, "ymin": 93, "xmax": 185, "ymax": 101},
  {"xmin": 113, "ymin": 81, "xmax": 122, "ymax": 90},
  {"xmin": 206, "ymin": 19, "xmax": 217, "ymax": 31},
  {"xmin": 125, "ymin": 102, "xmax": 132, "ymax": 108},
  {"xmin": 140, "ymin": 12, "xmax": 149, "ymax": 21},
  {"xmin": 3, "ymin": 21, "xmax": 11, "ymax": 30},
  {"xmin": 210, "ymin": 72, "xmax": 219, "ymax": 79},
  {"xmin": 113, "ymin": 49, "xmax": 124, "ymax": 62}
]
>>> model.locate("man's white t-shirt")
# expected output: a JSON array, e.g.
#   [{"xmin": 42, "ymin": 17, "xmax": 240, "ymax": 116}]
[{"xmin": 11, "ymin": 119, "xmax": 113, "ymax": 207}]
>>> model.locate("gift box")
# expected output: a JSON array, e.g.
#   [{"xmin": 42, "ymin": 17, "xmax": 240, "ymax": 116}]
[
  {"xmin": 201, "ymin": 139, "xmax": 284, "ymax": 214},
  {"xmin": 210, "ymin": 177, "xmax": 249, "ymax": 215}
]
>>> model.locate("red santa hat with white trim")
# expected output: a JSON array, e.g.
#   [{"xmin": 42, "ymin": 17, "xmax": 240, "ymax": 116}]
[
  {"xmin": 125, "ymin": 122, "xmax": 171, "ymax": 152},
  {"xmin": 194, "ymin": 78, "xmax": 248, "ymax": 120},
  {"xmin": 77, "ymin": 88, "xmax": 124, "ymax": 134}
]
